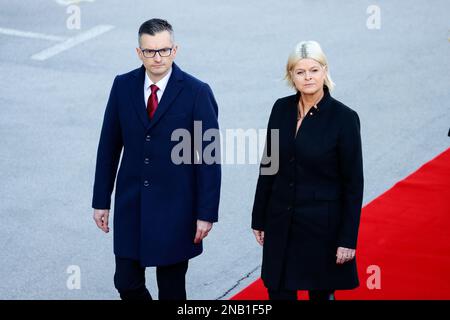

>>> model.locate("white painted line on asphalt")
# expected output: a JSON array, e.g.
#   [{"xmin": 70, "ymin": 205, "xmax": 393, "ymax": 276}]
[
  {"xmin": 0, "ymin": 27, "xmax": 67, "ymax": 41},
  {"xmin": 31, "ymin": 24, "xmax": 114, "ymax": 61},
  {"xmin": 55, "ymin": 0, "xmax": 95, "ymax": 5}
]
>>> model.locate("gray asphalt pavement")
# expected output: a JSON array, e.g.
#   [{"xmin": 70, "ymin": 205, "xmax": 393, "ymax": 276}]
[{"xmin": 0, "ymin": 0, "xmax": 449, "ymax": 299}]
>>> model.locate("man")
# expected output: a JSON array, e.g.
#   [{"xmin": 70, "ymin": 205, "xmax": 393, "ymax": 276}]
[{"xmin": 92, "ymin": 18, "xmax": 221, "ymax": 300}]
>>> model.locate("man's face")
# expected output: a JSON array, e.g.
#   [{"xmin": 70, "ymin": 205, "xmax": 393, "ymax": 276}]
[{"xmin": 136, "ymin": 31, "xmax": 177, "ymax": 81}]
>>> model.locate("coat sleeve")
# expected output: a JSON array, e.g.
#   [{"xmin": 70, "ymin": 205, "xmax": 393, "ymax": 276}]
[
  {"xmin": 336, "ymin": 110, "xmax": 364, "ymax": 249},
  {"xmin": 92, "ymin": 76, "xmax": 123, "ymax": 210},
  {"xmin": 193, "ymin": 83, "xmax": 221, "ymax": 222},
  {"xmin": 251, "ymin": 100, "xmax": 280, "ymax": 231}
]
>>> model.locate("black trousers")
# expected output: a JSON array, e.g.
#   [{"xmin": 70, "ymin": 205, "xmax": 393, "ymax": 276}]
[
  {"xmin": 114, "ymin": 256, "xmax": 189, "ymax": 300},
  {"xmin": 268, "ymin": 288, "xmax": 335, "ymax": 300}
]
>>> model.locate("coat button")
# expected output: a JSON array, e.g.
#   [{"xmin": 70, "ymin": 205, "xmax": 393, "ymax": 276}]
[
  {"xmin": 289, "ymin": 182, "xmax": 294, "ymax": 187},
  {"xmin": 145, "ymin": 135, "xmax": 151, "ymax": 141},
  {"xmin": 287, "ymin": 206, "xmax": 292, "ymax": 211},
  {"xmin": 143, "ymin": 180, "xmax": 149, "ymax": 187},
  {"xmin": 289, "ymin": 157, "xmax": 295, "ymax": 163},
  {"xmin": 144, "ymin": 157, "xmax": 150, "ymax": 164}
]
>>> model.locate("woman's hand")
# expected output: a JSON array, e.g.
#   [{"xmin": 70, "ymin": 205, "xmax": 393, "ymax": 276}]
[
  {"xmin": 93, "ymin": 209, "xmax": 110, "ymax": 233},
  {"xmin": 336, "ymin": 247, "xmax": 355, "ymax": 264},
  {"xmin": 253, "ymin": 229, "xmax": 265, "ymax": 246}
]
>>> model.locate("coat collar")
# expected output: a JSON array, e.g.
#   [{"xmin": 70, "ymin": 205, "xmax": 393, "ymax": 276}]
[
  {"xmin": 130, "ymin": 63, "xmax": 184, "ymax": 129},
  {"xmin": 295, "ymin": 85, "xmax": 332, "ymax": 113},
  {"xmin": 289, "ymin": 86, "xmax": 333, "ymax": 141}
]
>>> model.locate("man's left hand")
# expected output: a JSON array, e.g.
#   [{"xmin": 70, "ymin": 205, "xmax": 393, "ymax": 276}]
[{"xmin": 194, "ymin": 220, "xmax": 213, "ymax": 244}]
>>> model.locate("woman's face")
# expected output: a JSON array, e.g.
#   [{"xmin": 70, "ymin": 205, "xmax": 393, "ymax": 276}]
[{"xmin": 291, "ymin": 58, "xmax": 326, "ymax": 95}]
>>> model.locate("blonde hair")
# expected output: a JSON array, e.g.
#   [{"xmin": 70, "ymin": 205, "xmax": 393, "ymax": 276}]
[{"xmin": 285, "ymin": 40, "xmax": 335, "ymax": 91}]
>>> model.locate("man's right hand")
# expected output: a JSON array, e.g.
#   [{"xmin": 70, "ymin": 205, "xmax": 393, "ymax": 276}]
[{"xmin": 93, "ymin": 209, "xmax": 110, "ymax": 233}]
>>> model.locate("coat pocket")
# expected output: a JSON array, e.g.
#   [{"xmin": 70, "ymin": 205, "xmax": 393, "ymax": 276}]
[
  {"xmin": 314, "ymin": 188, "xmax": 341, "ymax": 201},
  {"xmin": 296, "ymin": 201, "xmax": 330, "ymax": 238},
  {"xmin": 164, "ymin": 112, "xmax": 188, "ymax": 119}
]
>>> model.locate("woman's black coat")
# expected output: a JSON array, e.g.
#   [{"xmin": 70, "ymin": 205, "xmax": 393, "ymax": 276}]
[{"xmin": 252, "ymin": 87, "xmax": 364, "ymax": 291}]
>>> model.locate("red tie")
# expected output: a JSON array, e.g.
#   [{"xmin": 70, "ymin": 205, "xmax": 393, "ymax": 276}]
[{"xmin": 147, "ymin": 84, "xmax": 159, "ymax": 119}]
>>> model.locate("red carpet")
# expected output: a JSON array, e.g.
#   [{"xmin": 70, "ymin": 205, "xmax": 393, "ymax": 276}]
[{"xmin": 232, "ymin": 148, "xmax": 450, "ymax": 300}]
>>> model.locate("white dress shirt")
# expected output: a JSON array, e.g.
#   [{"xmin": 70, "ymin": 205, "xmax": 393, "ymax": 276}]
[{"xmin": 144, "ymin": 68, "xmax": 172, "ymax": 106}]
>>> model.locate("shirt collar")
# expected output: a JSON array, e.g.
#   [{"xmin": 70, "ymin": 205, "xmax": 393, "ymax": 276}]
[{"xmin": 144, "ymin": 67, "xmax": 172, "ymax": 93}]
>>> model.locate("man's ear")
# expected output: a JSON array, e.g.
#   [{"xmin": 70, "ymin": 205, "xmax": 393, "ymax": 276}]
[
  {"xmin": 172, "ymin": 45, "xmax": 178, "ymax": 58},
  {"xmin": 136, "ymin": 47, "xmax": 143, "ymax": 62}
]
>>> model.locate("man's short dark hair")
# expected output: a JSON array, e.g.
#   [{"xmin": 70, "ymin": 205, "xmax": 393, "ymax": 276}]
[{"xmin": 138, "ymin": 18, "xmax": 173, "ymax": 44}]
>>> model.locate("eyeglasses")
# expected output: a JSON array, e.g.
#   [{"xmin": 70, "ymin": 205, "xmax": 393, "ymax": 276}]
[{"xmin": 140, "ymin": 47, "xmax": 173, "ymax": 58}]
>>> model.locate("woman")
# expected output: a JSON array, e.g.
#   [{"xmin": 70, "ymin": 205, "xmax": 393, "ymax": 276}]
[{"xmin": 251, "ymin": 41, "xmax": 364, "ymax": 300}]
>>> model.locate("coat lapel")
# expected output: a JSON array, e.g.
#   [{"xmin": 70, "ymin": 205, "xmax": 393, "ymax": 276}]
[
  {"xmin": 130, "ymin": 65, "xmax": 151, "ymax": 128},
  {"xmin": 290, "ymin": 93, "xmax": 300, "ymax": 141},
  {"xmin": 148, "ymin": 63, "xmax": 184, "ymax": 130},
  {"xmin": 130, "ymin": 63, "xmax": 184, "ymax": 130}
]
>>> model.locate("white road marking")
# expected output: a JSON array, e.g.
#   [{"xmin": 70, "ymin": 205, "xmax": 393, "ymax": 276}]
[
  {"xmin": 0, "ymin": 27, "xmax": 67, "ymax": 41},
  {"xmin": 55, "ymin": 0, "xmax": 95, "ymax": 5},
  {"xmin": 31, "ymin": 24, "xmax": 114, "ymax": 61}
]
